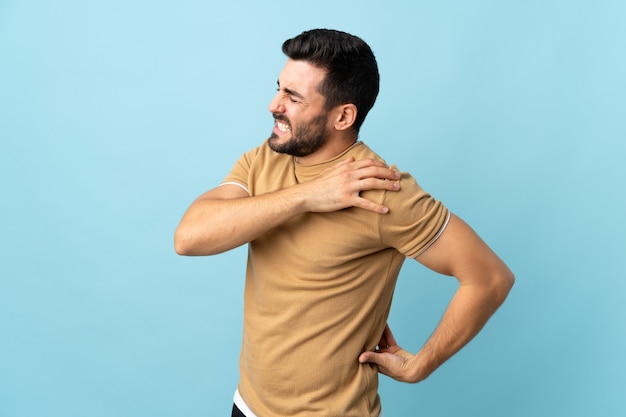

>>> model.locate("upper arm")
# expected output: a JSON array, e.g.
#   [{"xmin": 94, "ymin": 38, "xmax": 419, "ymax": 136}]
[
  {"xmin": 177, "ymin": 183, "xmax": 249, "ymax": 234},
  {"xmin": 415, "ymin": 213, "xmax": 513, "ymax": 287},
  {"xmin": 174, "ymin": 183, "xmax": 251, "ymax": 255}
]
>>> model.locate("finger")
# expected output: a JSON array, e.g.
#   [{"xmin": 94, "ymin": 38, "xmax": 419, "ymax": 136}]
[
  {"xmin": 354, "ymin": 177, "xmax": 400, "ymax": 193},
  {"xmin": 349, "ymin": 158, "xmax": 389, "ymax": 170},
  {"xmin": 330, "ymin": 156, "xmax": 356, "ymax": 169},
  {"xmin": 353, "ymin": 168, "xmax": 401, "ymax": 185},
  {"xmin": 359, "ymin": 352, "xmax": 405, "ymax": 381},
  {"xmin": 377, "ymin": 327, "xmax": 390, "ymax": 349},
  {"xmin": 358, "ymin": 351, "xmax": 379, "ymax": 364},
  {"xmin": 382, "ymin": 323, "xmax": 392, "ymax": 340},
  {"xmin": 377, "ymin": 336, "xmax": 388, "ymax": 350},
  {"xmin": 320, "ymin": 157, "xmax": 355, "ymax": 177},
  {"xmin": 358, "ymin": 351, "xmax": 396, "ymax": 372},
  {"xmin": 382, "ymin": 324, "xmax": 398, "ymax": 347},
  {"xmin": 352, "ymin": 197, "xmax": 390, "ymax": 214}
]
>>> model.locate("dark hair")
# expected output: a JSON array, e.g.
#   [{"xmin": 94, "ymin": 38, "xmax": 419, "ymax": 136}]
[{"xmin": 282, "ymin": 29, "xmax": 380, "ymax": 133}]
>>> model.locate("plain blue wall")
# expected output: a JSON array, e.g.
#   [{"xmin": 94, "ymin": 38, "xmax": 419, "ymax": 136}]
[{"xmin": 1, "ymin": 1, "xmax": 624, "ymax": 416}]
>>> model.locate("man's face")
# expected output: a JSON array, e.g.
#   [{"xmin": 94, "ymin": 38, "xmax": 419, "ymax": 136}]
[{"xmin": 267, "ymin": 59, "xmax": 332, "ymax": 157}]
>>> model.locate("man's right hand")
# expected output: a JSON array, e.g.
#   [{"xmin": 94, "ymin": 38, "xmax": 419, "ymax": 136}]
[
  {"xmin": 301, "ymin": 157, "xmax": 401, "ymax": 214},
  {"xmin": 174, "ymin": 157, "xmax": 401, "ymax": 256}
]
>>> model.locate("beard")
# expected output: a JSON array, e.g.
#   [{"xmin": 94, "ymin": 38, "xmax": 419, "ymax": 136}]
[{"xmin": 268, "ymin": 112, "xmax": 330, "ymax": 157}]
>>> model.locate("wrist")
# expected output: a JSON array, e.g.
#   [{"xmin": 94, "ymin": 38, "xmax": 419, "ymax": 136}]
[
  {"xmin": 279, "ymin": 183, "xmax": 313, "ymax": 214},
  {"xmin": 407, "ymin": 351, "xmax": 436, "ymax": 383}
]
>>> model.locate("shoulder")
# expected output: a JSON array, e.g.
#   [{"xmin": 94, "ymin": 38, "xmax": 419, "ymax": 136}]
[
  {"xmin": 229, "ymin": 141, "xmax": 296, "ymax": 195},
  {"xmin": 230, "ymin": 141, "xmax": 286, "ymax": 172},
  {"xmin": 346, "ymin": 141, "xmax": 388, "ymax": 164}
]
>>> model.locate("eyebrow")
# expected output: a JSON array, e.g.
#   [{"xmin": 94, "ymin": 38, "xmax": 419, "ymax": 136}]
[{"xmin": 277, "ymin": 80, "xmax": 306, "ymax": 101}]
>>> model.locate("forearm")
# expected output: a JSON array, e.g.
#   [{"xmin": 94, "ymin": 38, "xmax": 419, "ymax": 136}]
[
  {"xmin": 410, "ymin": 274, "xmax": 513, "ymax": 381},
  {"xmin": 174, "ymin": 186, "xmax": 306, "ymax": 256}
]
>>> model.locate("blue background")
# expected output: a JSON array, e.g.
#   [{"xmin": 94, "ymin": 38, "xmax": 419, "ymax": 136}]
[{"xmin": 1, "ymin": 1, "xmax": 624, "ymax": 416}]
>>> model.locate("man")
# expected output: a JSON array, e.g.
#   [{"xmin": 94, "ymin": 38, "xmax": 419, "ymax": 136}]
[{"xmin": 175, "ymin": 29, "xmax": 514, "ymax": 417}]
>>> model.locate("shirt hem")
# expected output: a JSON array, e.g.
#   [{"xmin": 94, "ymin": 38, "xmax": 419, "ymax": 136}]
[
  {"xmin": 233, "ymin": 389, "xmax": 383, "ymax": 417},
  {"xmin": 220, "ymin": 181, "xmax": 250, "ymax": 195},
  {"xmin": 413, "ymin": 210, "xmax": 451, "ymax": 258}
]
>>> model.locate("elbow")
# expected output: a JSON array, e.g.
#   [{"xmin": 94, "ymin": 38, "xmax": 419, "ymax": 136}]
[
  {"xmin": 493, "ymin": 266, "xmax": 515, "ymax": 305},
  {"xmin": 173, "ymin": 228, "xmax": 193, "ymax": 256},
  {"xmin": 174, "ymin": 226, "xmax": 224, "ymax": 256},
  {"xmin": 173, "ymin": 226, "xmax": 205, "ymax": 256},
  {"xmin": 503, "ymin": 266, "xmax": 515, "ymax": 292}
]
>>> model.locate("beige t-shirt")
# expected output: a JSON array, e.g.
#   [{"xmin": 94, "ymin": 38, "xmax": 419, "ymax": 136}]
[{"xmin": 223, "ymin": 141, "xmax": 449, "ymax": 417}]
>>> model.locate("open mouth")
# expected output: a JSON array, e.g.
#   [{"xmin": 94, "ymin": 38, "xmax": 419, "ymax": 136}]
[{"xmin": 276, "ymin": 120, "xmax": 291, "ymax": 133}]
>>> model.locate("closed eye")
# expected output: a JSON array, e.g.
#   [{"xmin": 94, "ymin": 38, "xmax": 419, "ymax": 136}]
[{"xmin": 276, "ymin": 81, "xmax": 305, "ymax": 103}]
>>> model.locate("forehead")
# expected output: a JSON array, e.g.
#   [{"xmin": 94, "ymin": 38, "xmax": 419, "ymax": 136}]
[{"xmin": 278, "ymin": 59, "xmax": 327, "ymax": 97}]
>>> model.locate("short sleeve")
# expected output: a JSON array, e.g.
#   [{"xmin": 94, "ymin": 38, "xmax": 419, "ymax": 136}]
[
  {"xmin": 221, "ymin": 147, "xmax": 261, "ymax": 193},
  {"xmin": 380, "ymin": 171, "xmax": 450, "ymax": 258}
]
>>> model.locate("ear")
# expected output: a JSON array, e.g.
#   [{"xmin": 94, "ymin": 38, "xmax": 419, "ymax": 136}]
[{"xmin": 332, "ymin": 104, "xmax": 358, "ymax": 131}]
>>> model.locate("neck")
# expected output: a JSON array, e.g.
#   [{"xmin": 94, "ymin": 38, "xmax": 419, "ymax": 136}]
[{"xmin": 295, "ymin": 133, "xmax": 358, "ymax": 165}]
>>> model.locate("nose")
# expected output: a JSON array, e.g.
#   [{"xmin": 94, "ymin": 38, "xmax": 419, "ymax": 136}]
[{"xmin": 268, "ymin": 92, "xmax": 285, "ymax": 114}]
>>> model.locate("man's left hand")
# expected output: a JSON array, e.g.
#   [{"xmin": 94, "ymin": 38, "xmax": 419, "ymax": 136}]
[{"xmin": 358, "ymin": 324, "xmax": 427, "ymax": 384}]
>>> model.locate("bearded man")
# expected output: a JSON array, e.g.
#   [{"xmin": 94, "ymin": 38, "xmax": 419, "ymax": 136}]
[{"xmin": 175, "ymin": 29, "xmax": 514, "ymax": 417}]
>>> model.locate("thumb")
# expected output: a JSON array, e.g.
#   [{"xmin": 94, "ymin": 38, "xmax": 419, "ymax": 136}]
[{"xmin": 359, "ymin": 351, "xmax": 384, "ymax": 365}]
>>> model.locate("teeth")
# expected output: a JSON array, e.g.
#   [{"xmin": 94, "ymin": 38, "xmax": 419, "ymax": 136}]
[{"xmin": 277, "ymin": 120, "xmax": 291, "ymax": 132}]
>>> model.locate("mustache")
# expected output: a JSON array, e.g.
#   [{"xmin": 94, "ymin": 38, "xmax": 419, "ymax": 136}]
[{"xmin": 272, "ymin": 113, "xmax": 291, "ymax": 125}]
